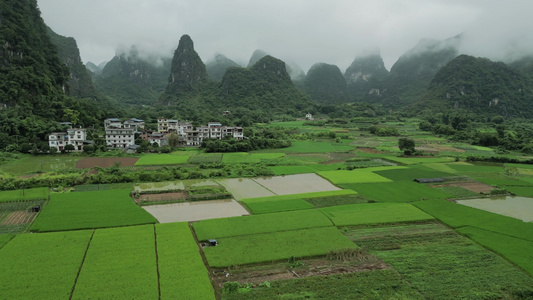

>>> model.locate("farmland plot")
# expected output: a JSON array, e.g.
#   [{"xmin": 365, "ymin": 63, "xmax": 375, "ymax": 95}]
[
  {"xmin": 72, "ymin": 225, "xmax": 159, "ymax": 299},
  {"xmin": 0, "ymin": 187, "xmax": 49, "ymax": 202},
  {"xmin": 30, "ymin": 189, "xmax": 157, "ymax": 232},
  {"xmin": 317, "ymin": 167, "xmax": 405, "ymax": 184},
  {"xmin": 156, "ymin": 223, "xmax": 214, "ymax": 299},
  {"xmin": 216, "ymin": 178, "xmax": 275, "ymax": 200},
  {"xmin": 203, "ymin": 227, "xmax": 357, "ymax": 267},
  {"xmin": 144, "ymin": 199, "xmax": 249, "ymax": 223},
  {"xmin": 346, "ymin": 224, "xmax": 533, "ymax": 299},
  {"xmin": 320, "ymin": 203, "xmax": 434, "ymax": 226},
  {"xmin": 0, "ymin": 230, "xmax": 92, "ymax": 299},
  {"xmin": 193, "ymin": 209, "xmax": 333, "ymax": 241},
  {"xmin": 135, "ymin": 153, "xmax": 190, "ymax": 165},
  {"xmin": 254, "ymin": 173, "xmax": 340, "ymax": 195},
  {"xmin": 341, "ymin": 181, "xmax": 454, "ymax": 203}
]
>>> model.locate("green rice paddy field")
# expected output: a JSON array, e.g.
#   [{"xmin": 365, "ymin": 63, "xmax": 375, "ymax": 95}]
[{"xmin": 3, "ymin": 121, "xmax": 533, "ymax": 298}]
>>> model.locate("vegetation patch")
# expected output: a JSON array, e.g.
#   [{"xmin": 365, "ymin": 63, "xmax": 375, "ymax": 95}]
[
  {"xmin": 223, "ymin": 152, "xmax": 285, "ymax": 163},
  {"xmin": 135, "ymin": 154, "xmax": 191, "ymax": 165},
  {"xmin": 188, "ymin": 153, "xmax": 223, "ymax": 164},
  {"xmin": 193, "ymin": 209, "xmax": 333, "ymax": 241},
  {"xmin": 203, "ymin": 227, "xmax": 357, "ymax": 267},
  {"xmin": 156, "ymin": 223, "xmax": 215, "ymax": 299},
  {"xmin": 413, "ymin": 199, "xmax": 533, "ymax": 242},
  {"xmin": 0, "ymin": 187, "xmax": 49, "ymax": 202},
  {"xmin": 72, "ymin": 225, "xmax": 158, "ymax": 299},
  {"xmin": 457, "ymin": 226, "xmax": 533, "ymax": 276},
  {"xmin": 283, "ymin": 141, "xmax": 353, "ymax": 153},
  {"xmin": 243, "ymin": 199, "xmax": 314, "ymax": 214},
  {"xmin": 76, "ymin": 157, "xmax": 138, "ymax": 169},
  {"xmin": 340, "ymin": 181, "xmax": 454, "ymax": 203},
  {"xmin": 374, "ymin": 164, "xmax": 455, "ymax": 181},
  {"xmin": 73, "ymin": 183, "xmax": 134, "ymax": 192},
  {"xmin": 0, "ymin": 155, "xmax": 84, "ymax": 175},
  {"xmin": 320, "ymin": 203, "xmax": 434, "ymax": 226},
  {"xmin": 347, "ymin": 225, "xmax": 533, "ymax": 299},
  {"xmin": 0, "ymin": 230, "xmax": 93, "ymax": 299},
  {"xmin": 30, "ymin": 189, "xmax": 157, "ymax": 232},
  {"xmin": 317, "ymin": 167, "xmax": 403, "ymax": 184},
  {"xmin": 382, "ymin": 156, "xmax": 455, "ymax": 165}
]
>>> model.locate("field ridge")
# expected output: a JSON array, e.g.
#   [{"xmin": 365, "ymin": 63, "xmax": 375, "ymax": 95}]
[{"xmin": 70, "ymin": 229, "xmax": 95, "ymax": 300}]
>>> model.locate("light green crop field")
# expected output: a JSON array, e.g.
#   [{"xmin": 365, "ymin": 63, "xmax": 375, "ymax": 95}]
[
  {"xmin": 458, "ymin": 226, "xmax": 533, "ymax": 276},
  {"xmin": 72, "ymin": 225, "xmax": 158, "ymax": 299},
  {"xmin": 317, "ymin": 167, "xmax": 405, "ymax": 184},
  {"xmin": 382, "ymin": 156, "xmax": 455, "ymax": 165},
  {"xmin": 283, "ymin": 141, "xmax": 353, "ymax": 153},
  {"xmin": 188, "ymin": 153, "xmax": 223, "ymax": 164},
  {"xmin": 135, "ymin": 154, "xmax": 191, "ymax": 165},
  {"xmin": 341, "ymin": 181, "xmax": 454, "ymax": 203},
  {"xmin": 0, "ymin": 230, "xmax": 92, "ymax": 299},
  {"xmin": 193, "ymin": 209, "xmax": 333, "ymax": 241},
  {"xmin": 0, "ymin": 234, "xmax": 14, "ymax": 249},
  {"xmin": 320, "ymin": 203, "xmax": 434, "ymax": 226},
  {"xmin": 203, "ymin": 227, "xmax": 357, "ymax": 267},
  {"xmin": 506, "ymin": 186, "xmax": 533, "ymax": 197},
  {"xmin": 222, "ymin": 152, "xmax": 285, "ymax": 163},
  {"xmin": 0, "ymin": 187, "xmax": 49, "ymax": 202},
  {"xmin": 0, "ymin": 155, "xmax": 84, "ymax": 175},
  {"xmin": 413, "ymin": 199, "xmax": 533, "ymax": 242},
  {"xmin": 30, "ymin": 189, "xmax": 157, "ymax": 232},
  {"xmin": 156, "ymin": 223, "xmax": 215, "ymax": 300}
]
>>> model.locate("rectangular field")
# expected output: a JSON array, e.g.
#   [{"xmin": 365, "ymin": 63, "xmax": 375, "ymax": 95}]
[
  {"xmin": 135, "ymin": 154, "xmax": 191, "ymax": 165},
  {"xmin": 30, "ymin": 189, "xmax": 157, "ymax": 232},
  {"xmin": 0, "ymin": 187, "xmax": 49, "ymax": 202},
  {"xmin": 0, "ymin": 230, "xmax": 93, "ymax": 299},
  {"xmin": 222, "ymin": 152, "xmax": 285, "ymax": 163},
  {"xmin": 156, "ymin": 223, "xmax": 215, "ymax": 299},
  {"xmin": 188, "ymin": 153, "xmax": 223, "ymax": 164},
  {"xmin": 282, "ymin": 141, "xmax": 353, "ymax": 153},
  {"xmin": 317, "ymin": 167, "xmax": 405, "ymax": 184},
  {"xmin": 413, "ymin": 199, "xmax": 533, "ymax": 242},
  {"xmin": 0, "ymin": 155, "xmax": 84, "ymax": 175},
  {"xmin": 253, "ymin": 173, "xmax": 341, "ymax": 195},
  {"xmin": 203, "ymin": 227, "xmax": 357, "ymax": 267},
  {"xmin": 374, "ymin": 165, "xmax": 456, "ymax": 181},
  {"xmin": 319, "ymin": 203, "xmax": 434, "ymax": 226},
  {"xmin": 216, "ymin": 178, "xmax": 275, "ymax": 200},
  {"xmin": 72, "ymin": 225, "xmax": 159, "ymax": 299},
  {"xmin": 340, "ymin": 182, "xmax": 454, "ymax": 203},
  {"xmin": 193, "ymin": 209, "xmax": 333, "ymax": 241}
]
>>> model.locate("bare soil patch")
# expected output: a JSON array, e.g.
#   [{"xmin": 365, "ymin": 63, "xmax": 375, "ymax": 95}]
[
  {"xmin": 211, "ymin": 256, "xmax": 389, "ymax": 287},
  {"xmin": 431, "ymin": 181, "xmax": 494, "ymax": 193},
  {"xmin": 76, "ymin": 157, "xmax": 139, "ymax": 169},
  {"xmin": 1, "ymin": 211, "xmax": 37, "ymax": 225}
]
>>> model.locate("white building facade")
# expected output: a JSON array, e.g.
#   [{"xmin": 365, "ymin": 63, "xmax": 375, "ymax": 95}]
[
  {"xmin": 105, "ymin": 118, "xmax": 135, "ymax": 149},
  {"xmin": 48, "ymin": 128, "xmax": 88, "ymax": 152}
]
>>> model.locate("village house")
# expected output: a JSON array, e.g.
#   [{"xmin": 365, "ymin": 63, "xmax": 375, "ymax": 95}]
[
  {"xmin": 48, "ymin": 127, "xmax": 89, "ymax": 152},
  {"xmin": 104, "ymin": 118, "xmax": 136, "ymax": 149}
]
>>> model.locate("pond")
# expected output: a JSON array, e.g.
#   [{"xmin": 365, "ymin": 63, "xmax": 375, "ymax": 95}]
[
  {"xmin": 456, "ymin": 196, "xmax": 533, "ymax": 222},
  {"xmin": 142, "ymin": 199, "xmax": 249, "ymax": 222}
]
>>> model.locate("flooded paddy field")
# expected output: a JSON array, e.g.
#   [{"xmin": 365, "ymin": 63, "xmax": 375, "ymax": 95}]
[
  {"xmin": 254, "ymin": 173, "xmax": 340, "ymax": 195},
  {"xmin": 456, "ymin": 196, "xmax": 533, "ymax": 222},
  {"xmin": 142, "ymin": 199, "xmax": 249, "ymax": 222},
  {"xmin": 215, "ymin": 178, "xmax": 276, "ymax": 200}
]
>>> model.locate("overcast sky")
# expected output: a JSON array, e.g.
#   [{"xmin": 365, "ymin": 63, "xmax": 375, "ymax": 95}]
[{"xmin": 38, "ymin": 0, "xmax": 533, "ymax": 72}]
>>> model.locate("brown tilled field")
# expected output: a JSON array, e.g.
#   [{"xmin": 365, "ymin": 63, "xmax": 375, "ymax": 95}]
[
  {"xmin": 76, "ymin": 157, "xmax": 139, "ymax": 169},
  {"xmin": 1, "ymin": 211, "xmax": 38, "ymax": 225}
]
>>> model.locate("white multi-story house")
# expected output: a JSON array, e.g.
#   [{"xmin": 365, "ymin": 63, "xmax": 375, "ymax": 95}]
[
  {"xmin": 48, "ymin": 127, "xmax": 88, "ymax": 152},
  {"xmin": 185, "ymin": 122, "xmax": 244, "ymax": 146},
  {"xmin": 105, "ymin": 118, "xmax": 135, "ymax": 149},
  {"xmin": 124, "ymin": 118, "xmax": 145, "ymax": 132}
]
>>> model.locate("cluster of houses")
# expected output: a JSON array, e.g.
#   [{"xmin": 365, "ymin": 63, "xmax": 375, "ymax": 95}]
[{"xmin": 48, "ymin": 118, "xmax": 244, "ymax": 152}]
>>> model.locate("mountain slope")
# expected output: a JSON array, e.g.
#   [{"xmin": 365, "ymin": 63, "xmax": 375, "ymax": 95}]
[
  {"xmin": 344, "ymin": 52, "xmax": 389, "ymax": 101},
  {"xmin": 206, "ymin": 54, "xmax": 241, "ymax": 82},
  {"xmin": 419, "ymin": 55, "xmax": 533, "ymax": 117},
  {"xmin": 304, "ymin": 63, "xmax": 348, "ymax": 104}
]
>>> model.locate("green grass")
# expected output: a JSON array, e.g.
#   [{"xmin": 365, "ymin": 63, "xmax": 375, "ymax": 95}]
[
  {"xmin": 382, "ymin": 156, "xmax": 455, "ymax": 165},
  {"xmin": 0, "ymin": 155, "xmax": 84, "ymax": 175},
  {"xmin": 282, "ymin": 141, "xmax": 353, "ymax": 153},
  {"xmin": 135, "ymin": 153, "xmax": 191, "ymax": 165},
  {"xmin": 156, "ymin": 223, "xmax": 215, "ymax": 300},
  {"xmin": 73, "ymin": 183, "xmax": 134, "ymax": 192},
  {"xmin": 243, "ymin": 199, "xmax": 314, "ymax": 214},
  {"xmin": 374, "ymin": 164, "xmax": 455, "ymax": 181},
  {"xmin": 30, "ymin": 189, "xmax": 157, "ymax": 232},
  {"xmin": 457, "ymin": 226, "xmax": 533, "ymax": 276},
  {"xmin": 348, "ymin": 225, "xmax": 533, "ymax": 299},
  {"xmin": 435, "ymin": 186, "xmax": 481, "ymax": 198},
  {"xmin": 317, "ymin": 167, "xmax": 405, "ymax": 184},
  {"xmin": 241, "ymin": 190, "xmax": 358, "ymax": 214},
  {"xmin": 193, "ymin": 209, "xmax": 333, "ymax": 241},
  {"xmin": 506, "ymin": 186, "xmax": 533, "ymax": 197},
  {"xmin": 222, "ymin": 269, "xmax": 422, "ymax": 299},
  {"xmin": 413, "ymin": 199, "xmax": 533, "ymax": 242},
  {"xmin": 268, "ymin": 163, "xmax": 347, "ymax": 176},
  {"xmin": 340, "ymin": 182, "xmax": 455, "ymax": 203},
  {"xmin": 0, "ymin": 230, "xmax": 93, "ymax": 299},
  {"xmin": 223, "ymin": 152, "xmax": 285, "ymax": 163},
  {"xmin": 188, "ymin": 153, "xmax": 223, "ymax": 164},
  {"xmin": 203, "ymin": 227, "xmax": 357, "ymax": 267},
  {"xmin": 72, "ymin": 225, "xmax": 158, "ymax": 299},
  {"xmin": 320, "ymin": 203, "xmax": 434, "ymax": 226},
  {"xmin": 0, "ymin": 234, "xmax": 14, "ymax": 249},
  {"xmin": 0, "ymin": 187, "xmax": 49, "ymax": 202}
]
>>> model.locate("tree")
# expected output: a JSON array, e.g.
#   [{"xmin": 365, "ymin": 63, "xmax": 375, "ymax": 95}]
[
  {"xmin": 167, "ymin": 133, "xmax": 180, "ymax": 148},
  {"xmin": 398, "ymin": 138, "xmax": 415, "ymax": 156},
  {"xmin": 64, "ymin": 144, "xmax": 75, "ymax": 152}
]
